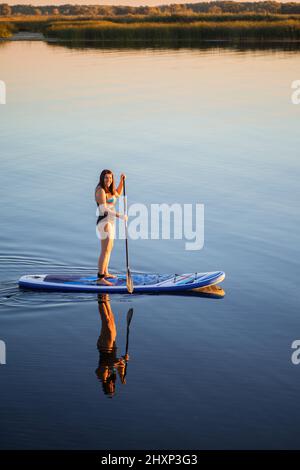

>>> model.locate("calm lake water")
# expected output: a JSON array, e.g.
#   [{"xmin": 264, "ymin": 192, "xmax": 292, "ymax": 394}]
[{"xmin": 0, "ymin": 40, "xmax": 300, "ymax": 450}]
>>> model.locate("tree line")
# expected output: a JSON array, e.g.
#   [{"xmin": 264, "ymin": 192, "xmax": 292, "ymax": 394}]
[{"xmin": 1, "ymin": 2, "xmax": 300, "ymax": 17}]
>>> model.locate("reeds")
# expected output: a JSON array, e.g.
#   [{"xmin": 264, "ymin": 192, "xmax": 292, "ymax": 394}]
[
  {"xmin": 45, "ymin": 20, "xmax": 300, "ymax": 42},
  {"xmin": 2, "ymin": 14, "xmax": 300, "ymax": 42}
]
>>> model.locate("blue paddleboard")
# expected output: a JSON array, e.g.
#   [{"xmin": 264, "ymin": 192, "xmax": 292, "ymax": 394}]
[{"xmin": 18, "ymin": 271, "xmax": 225, "ymax": 294}]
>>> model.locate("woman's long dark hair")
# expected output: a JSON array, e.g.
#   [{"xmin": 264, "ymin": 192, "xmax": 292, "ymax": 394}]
[{"xmin": 95, "ymin": 169, "xmax": 116, "ymax": 197}]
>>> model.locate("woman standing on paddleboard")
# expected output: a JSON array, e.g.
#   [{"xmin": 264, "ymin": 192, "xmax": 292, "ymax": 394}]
[{"xmin": 95, "ymin": 170, "xmax": 127, "ymax": 286}]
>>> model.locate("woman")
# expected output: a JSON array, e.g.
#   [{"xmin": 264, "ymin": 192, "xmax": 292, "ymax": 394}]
[{"xmin": 95, "ymin": 169, "xmax": 127, "ymax": 286}]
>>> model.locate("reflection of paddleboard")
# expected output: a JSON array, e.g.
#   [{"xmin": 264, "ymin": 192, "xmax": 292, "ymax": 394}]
[
  {"xmin": 188, "ymin": 284, "xmax": 225, "ymax": 298},
  {"xmin": 19, "ymin": 271, "xmax": 225, "ymax": 294}
]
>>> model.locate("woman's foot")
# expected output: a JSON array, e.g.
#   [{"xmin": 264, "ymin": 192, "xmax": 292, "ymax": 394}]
[
  {"xmin": 97, "ymin": 273, "xmax": 113, "ymax": 286},
  {"xmin": 104, "ymin": 272, "xmax": 117, "ymax": 279},
  {"xmin": 96, "ymin": 278, "xmax": 113, "ymax": 286}
]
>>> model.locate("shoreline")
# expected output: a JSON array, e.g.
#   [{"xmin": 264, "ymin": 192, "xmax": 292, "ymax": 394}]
[
  {"xmin": 2, "ymin": 32, "xmax": 300, "ymax": 46},
  {"xmin": 0, "ymin": 31, "xmax": 46, "ymax": 41}
]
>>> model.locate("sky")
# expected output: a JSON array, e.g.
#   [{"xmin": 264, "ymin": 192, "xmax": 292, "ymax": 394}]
[
  {"xmin": 4, "ymin": 0, "xmax": 300, "ymax": 5},
  {"xmin": 3, "ymin": 0, "xmax": 196, "ymax": 4},
  {"xmin": 3, "ymin": 1, "xmax": 203, "ymax": 5}
]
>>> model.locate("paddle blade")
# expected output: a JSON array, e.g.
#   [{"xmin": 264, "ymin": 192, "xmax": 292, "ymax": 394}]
[{"xmin": 126, "ymin": 269, "xmax": 134, "ymax": 294}]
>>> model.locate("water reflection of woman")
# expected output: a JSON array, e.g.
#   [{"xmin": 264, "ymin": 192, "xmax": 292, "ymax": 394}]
[{"xmin": 95, "ymin": 294, "xmax": 130, "ymax": 397}]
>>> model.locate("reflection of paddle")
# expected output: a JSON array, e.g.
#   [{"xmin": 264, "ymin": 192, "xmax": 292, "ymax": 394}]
[
  {"xmin": 122, "ymin": 308, "xmax": 134, "ymax": 384},
  {"xmin": 123, "ymin": 180, "xmax": 134, "ymax": 293}
]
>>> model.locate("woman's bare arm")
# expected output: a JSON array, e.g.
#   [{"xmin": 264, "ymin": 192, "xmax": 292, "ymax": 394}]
[
  {"xmin": 95, "ymin": 187, "xmax": 106, "ymax": 206},
  {"xmin": 116, "ymin": 173, "xmax": 126, "ymax": 196}
]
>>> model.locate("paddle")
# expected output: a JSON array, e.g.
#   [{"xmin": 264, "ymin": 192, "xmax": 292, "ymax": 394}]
[
  {"xmin": 123, "ymin": 179, "xmax": 134, "ymax": 294},
  {"xmin": 122, "ymin": 308, "xmax": 134, "ymax": 384},
  {"xmin": 125, "ymin": 308, "xmax": 133, "ymax": 356}
]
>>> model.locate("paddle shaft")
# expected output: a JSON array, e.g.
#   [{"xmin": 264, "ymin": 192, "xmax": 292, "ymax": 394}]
[
  {"xmin": 125, "ymin": 308, "xmax": 133, "ymax": 355},
  {"xmin": 123, "ymin": 308, "xmax": 134, "ymax": 382},
  {"xmin": 123, "ymin": 180, "xmax": 133, "ymax": 293},
  {"xmin": 123, "ymin": 181, "xmax": 129, "ymax": 267}
]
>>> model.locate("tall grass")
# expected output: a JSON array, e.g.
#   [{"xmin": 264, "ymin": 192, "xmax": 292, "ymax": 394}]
[
  {"xmin": 45, "ymin": 20, "xmax": 300, "ymax": 42},
  {"xmin": 2, "ymin": 15, "xmax": 300, "ymax": 41},
  {"xmin": 89, "ymin": 13, "xmax": 300, "ymax": 24}
]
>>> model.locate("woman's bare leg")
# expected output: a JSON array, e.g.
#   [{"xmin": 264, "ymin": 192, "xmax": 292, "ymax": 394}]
[
  {"xmin": 104, "ymin": 240, "xmax": 117, "ymax": 278},
  {"xmin": 101, "ymin": 224, "xmax": 116, "ymax": 278},
  {"xmin": 98, "ymin": 226, "xmax": 113, "ymax": 285}
]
